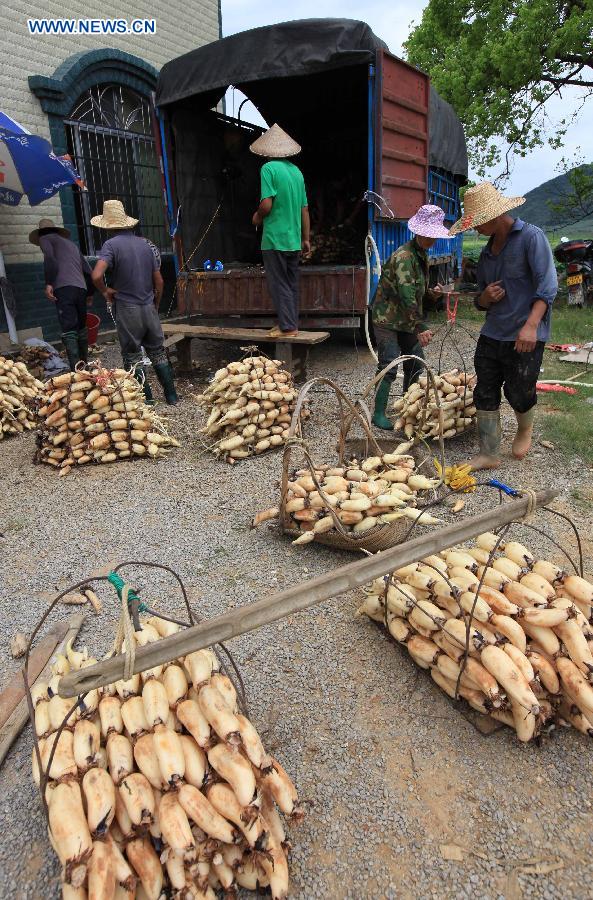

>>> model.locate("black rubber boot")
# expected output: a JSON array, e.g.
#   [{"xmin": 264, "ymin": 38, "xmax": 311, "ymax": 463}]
[
  {"xmin": 78, "ymin": 327, "xmax": 89, "ymax": 366},
  {"xmin": 154, "ymin": 362, "xmax": 179, "ymax": 406},
  {"xmin": 62, "ymin": 331, "xmax": 80, "ymax": 371}
]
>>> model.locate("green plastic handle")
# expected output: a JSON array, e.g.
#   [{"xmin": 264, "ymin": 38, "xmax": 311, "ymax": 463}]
[{"xmin": 107, "ymin": 572, "xmax": 148, "ymax": 613}]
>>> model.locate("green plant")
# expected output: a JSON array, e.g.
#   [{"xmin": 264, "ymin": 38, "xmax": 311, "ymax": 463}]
[{"xmin": 405, "ymin": 0, "xmax": 593, "ymax": 176}]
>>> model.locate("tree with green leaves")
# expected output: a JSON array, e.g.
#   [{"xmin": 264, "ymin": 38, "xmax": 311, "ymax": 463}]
[{"xmin": 405, "ymin": 0, "xmax": 593, "ymax": 177}]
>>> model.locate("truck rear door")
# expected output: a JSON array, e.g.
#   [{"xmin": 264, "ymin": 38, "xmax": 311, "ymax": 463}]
[{"xmin": 374, "ymin": 52, "xmax": 429, "ymax": 220}]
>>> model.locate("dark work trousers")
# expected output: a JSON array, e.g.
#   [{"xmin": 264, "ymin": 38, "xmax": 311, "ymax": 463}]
[
  {"xmin": 262, "ymin": 249, "xmax": 301, "ymax": 331},
  {"xmin": 473, "ymin": 335, "xmax": 545, "ymax": 414},
  {"xmin": 54, "ymin": 286, "xmax": 87, "ymax": 333},
  {"xmin": 374, "ymin": 324, "xmax": 425, "ymax": 390},
  {"xmin": 113, "ymin": 301, "xmax": 167, "ymax": 369}
]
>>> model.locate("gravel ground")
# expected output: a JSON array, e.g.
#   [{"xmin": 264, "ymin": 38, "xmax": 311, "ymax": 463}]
[{"xmin": 1, "ymin": 325, "xmax": 592, "ymax": 899}]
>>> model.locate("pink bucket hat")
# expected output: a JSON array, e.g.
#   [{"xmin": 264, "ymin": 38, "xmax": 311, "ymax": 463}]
[{"xmin": 407, "ymin": 205, "xmax": 451, "ymax": 239}]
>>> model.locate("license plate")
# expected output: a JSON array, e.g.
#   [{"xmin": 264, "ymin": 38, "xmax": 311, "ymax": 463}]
[{"xmin": 567, "ymin": 274, "xmax": 583, "ymax": 286}]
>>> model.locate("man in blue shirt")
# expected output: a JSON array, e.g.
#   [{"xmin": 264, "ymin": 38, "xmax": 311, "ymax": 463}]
[{"xmin": 450, "ymin": 182, "xmax": 557, "ymax": 470}]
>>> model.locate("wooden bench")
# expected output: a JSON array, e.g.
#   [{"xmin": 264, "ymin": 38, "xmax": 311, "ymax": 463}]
[{"xmin": 162, "ymin": 323, "xmax": 330, "ymax": 382}]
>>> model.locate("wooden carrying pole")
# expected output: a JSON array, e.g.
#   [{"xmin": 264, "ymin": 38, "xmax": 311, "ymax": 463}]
[{"xmin": 60, "ymin": 489, "xmax": 557, "ymax": 697}]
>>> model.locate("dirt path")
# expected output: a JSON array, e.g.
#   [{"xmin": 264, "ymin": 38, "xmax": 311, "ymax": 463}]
[{"xmin": 0, "ymin": 327, "xmax": 591, "ymax": 899}]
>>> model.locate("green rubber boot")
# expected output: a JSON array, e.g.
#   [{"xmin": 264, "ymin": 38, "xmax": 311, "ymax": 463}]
[
  {"xmin": 78, "ymin": 327, "xmax": 89, "ymax": 366},
  {"xmin": 62, "ymin": 331, "xmax": 80, "ymax": 371},
  {"xmin": 468, "ymin": 409, "xmax": 501, "ymax": 471},
  {"xmin": 154, "ymin": 362, "xmax": 179, "ymax": 406},
  {"xmin": 372, "ymin": 378, "xmax": 394, "ymax": 431}
]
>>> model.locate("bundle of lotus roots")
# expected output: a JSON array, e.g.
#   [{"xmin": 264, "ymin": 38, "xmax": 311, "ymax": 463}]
[
  {"xmin": 254, "ymin": 445, "xmax": 443, "ymax": 544},
  {"xmin": 15, "ymin": 344, "xmax": 53, "ymax": 378},
  {"xmin": 358, "ymin": 532, "xmax": 593, "ymax": 742},
  {"xmin": 392, "ymin": 369, "xmax": 477, "ymax": 440},
  {"xmin": 31, "ymin": 616, "xmax": 301, "ymax": 898},
  {"xmin": 197, "ymin": 354, "xmax": 302, "ymax": 463},
  {"xmin": 36, "ymin": 367, "xmax": 179, "ymax": 475},
  {"xmin": 0, "ymin": 355, "xmax": 43, "ymax": 440}
]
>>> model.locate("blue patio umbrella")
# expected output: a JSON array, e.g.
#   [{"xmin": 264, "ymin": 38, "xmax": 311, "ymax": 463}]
[{"xmin": 0, "ymin": 111, "xmax": 83, "ymax": 207}]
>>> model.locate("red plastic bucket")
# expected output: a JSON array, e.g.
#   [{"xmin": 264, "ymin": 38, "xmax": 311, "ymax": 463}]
[{"xmin": 86, "ymin": 312, "xmax": 100, "ymax": 346}]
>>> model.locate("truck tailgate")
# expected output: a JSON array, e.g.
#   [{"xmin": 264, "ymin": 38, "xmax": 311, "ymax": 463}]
[{"xmin": 178, "ymin": 265, "xmax": 367, "ymax": 317}]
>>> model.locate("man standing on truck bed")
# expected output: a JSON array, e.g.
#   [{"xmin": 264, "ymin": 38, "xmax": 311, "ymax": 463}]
[
  {"xmin": 250, "ymin": 124, "xmax": 310, "ymax": 337},
  {"xmin": 450, "ymin": 182, "xmax": 557, "ymax": 469}
]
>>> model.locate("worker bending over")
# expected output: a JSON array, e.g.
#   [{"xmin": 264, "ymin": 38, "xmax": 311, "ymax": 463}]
[
  {"xmin": 30, "ymin": 218, "xmax": 94, "ymax": 370},
  {"xmin": 371, "ymin": 204, "xmax": 449, "ymax": 429}
]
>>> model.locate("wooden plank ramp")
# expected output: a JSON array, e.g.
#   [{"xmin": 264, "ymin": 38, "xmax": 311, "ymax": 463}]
[
  {"xmin": 162, "ymin": 323, "xmax": 330, "ymax": 381},
  {"xmin": 60, "ymin": 489, "xmax": 557, "ymax": 697},
  {"xmin": 161, "ymin": 323, "xmax": 329, "ymax": 345}
]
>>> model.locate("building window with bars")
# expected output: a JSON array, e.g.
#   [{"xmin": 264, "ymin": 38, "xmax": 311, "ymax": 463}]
[{"xmin": 65, "ymin": 84, "xmax": 168, "ymax": 256}]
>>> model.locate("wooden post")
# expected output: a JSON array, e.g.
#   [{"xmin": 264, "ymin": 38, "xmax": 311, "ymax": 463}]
[
  {"xmin": 275, "ymin": 341, "xmax": 293, "ymax": 374},
  {"xmin": 59, "ymin": 489, "xmax": 557, "ymax": 697},
  {"xmin": 176, "ymin": 337, "xmax": 193, "ymax": 373},
  {"xmin": 292, "ymin": 345, "xmax": 309, "ymax": 383}
]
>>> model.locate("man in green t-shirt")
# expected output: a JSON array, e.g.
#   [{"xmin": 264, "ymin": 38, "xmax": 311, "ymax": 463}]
[{"xmin": 250, "ymin": 124, "xmax": 310, "ymax": 337}]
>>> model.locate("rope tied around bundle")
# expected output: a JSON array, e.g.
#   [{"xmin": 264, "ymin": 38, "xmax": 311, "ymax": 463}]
[
  {"xmin": 112, "ymin": 582, "xmax": 138, "ymax": 681},
  {"xmin": 519, "ymin": 488, "xmax": 538, "ymax": 523}
]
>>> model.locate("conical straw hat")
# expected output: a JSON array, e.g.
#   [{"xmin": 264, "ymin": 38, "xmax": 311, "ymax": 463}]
[
  {"xmin": 249, "ymin": 124, "xmax": 301, "ymax": 159},
  {"xmin": 449, "ymin": 182, "xmax": 525, "ymax": 235},
  {"xmin": 90, "ymin": 199, "xmax": 138, "ymax": 229}
]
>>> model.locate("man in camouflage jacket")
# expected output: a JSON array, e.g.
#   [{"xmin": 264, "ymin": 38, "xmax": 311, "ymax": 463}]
[{"xmin": 370, "ymin": 205, "xmax": 451, "ymax": 429}]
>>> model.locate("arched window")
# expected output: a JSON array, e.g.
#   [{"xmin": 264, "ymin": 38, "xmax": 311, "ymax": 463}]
[{"xmin": 65, "ymin": 85, "xmax": 167, "ymax": 255}]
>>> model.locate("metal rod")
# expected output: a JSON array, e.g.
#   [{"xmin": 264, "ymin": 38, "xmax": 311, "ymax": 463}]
[{"xmin": 59, "ymin": 489, "xmax": 557, "ymax": 697}]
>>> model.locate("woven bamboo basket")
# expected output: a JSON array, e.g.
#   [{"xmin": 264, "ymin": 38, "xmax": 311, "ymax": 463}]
[{"xmin": 280, "ymin": 361, "xmax": 447, "ymax": 553}]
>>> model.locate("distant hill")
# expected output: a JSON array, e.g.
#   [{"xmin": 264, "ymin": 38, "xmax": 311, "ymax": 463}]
[{"xmin": 518, "ymin": 165, "xmax": 593, "ymax": 235}]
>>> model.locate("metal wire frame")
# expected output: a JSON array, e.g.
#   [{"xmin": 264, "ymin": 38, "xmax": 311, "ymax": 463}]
[
  {"xmin": 24, "ymin": 560, "xmax": 247, "ymax": 822},
  {"xmin": 65, "ymin": 84, "xmax": 168, "ymax": 255},
  {"xmin": 369, "ymin": 492, "xmax": 588, "ymax": 734}
]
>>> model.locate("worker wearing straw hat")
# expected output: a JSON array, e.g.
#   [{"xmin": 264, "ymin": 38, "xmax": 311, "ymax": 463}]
[
  {"xmin": 250, "ymin": 124, "xmax": 310, "ymax": 337},
  {"xmin": 370, "ymin": 205, "xmax": 450, "ymax": 430},
  {"xmin": 450, "ymin": 182, "xmax": 557, "ymax": 469},
  {"xmin": 90, "ymin": 200, "xmax": 178, "ymax": 405},
  {"xmin": 29, "ymin": 218, "xmax": 94, "ymax": 370}
]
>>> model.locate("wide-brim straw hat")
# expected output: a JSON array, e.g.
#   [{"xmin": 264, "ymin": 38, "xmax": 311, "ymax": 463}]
[
  {"xmin": 249, "ymin": 124, "xmax": 301, "ymax": 158},
  {"xmin": 29, "ymin": 218, "xmax": 70, "ymax": 245},
  {"xmin": 408, "ymin": 205, "xmax": 451, "ymax": 239},
  {"xmin": 90, "ymin": 199, "xmax": 138, "ymax": 229},
  {"xmin": 449, "ymin": 182, "xmax": 526, "ymax": 235}
]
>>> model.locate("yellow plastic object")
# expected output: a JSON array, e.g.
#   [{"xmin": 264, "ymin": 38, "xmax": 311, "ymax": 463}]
[{"xmin": 434, "ymin": 459, "xmax": 477, "ymax": 493}]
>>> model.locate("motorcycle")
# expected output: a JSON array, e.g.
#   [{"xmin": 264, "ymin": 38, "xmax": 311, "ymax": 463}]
[{"xmin": 553, "ymin": 238, "xmax": 593, "ymax": 307}]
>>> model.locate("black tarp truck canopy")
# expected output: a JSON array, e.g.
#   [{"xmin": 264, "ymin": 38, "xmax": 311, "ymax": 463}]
[
  {"xmin": 156, "ymin": 17, "xmax": 467, "ymax": 287},
  {"xmin": 156, "ymin": 18, "xmax": 468, "ymax": 179}
]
